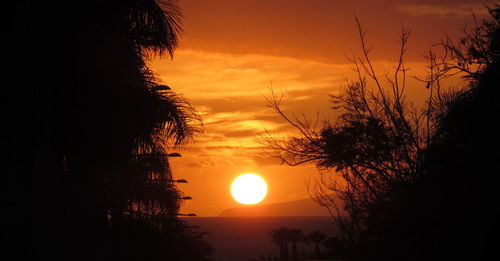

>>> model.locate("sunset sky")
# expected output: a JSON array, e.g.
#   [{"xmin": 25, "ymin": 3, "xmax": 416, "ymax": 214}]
[{"xmin": 149, "ymin": 0, "xmax": 492, "ymax": 216}]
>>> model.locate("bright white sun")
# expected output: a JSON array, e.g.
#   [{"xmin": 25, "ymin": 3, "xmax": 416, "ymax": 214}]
[{"xmin": 231, "ymin": 173, "xmax": 268, "ymax": 205}]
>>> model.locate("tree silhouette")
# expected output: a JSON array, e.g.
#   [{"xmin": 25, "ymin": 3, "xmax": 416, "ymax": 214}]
[
  {"xmin": 269, "ymin": 226, "xmax": 290, "ymax": 261},
  {"xmin": 308, "ymin": 230, "xmax": 327, "ymax": 258},
  {"xmin": 269, "ymin": 227, "xmax": 309, "ymax": 261},
  {"xmin": 264, "ymin": 6, "xmax": 498, "ymax": 260},
  {"xmin": 265, "ymin": 17, "xmax": 425, "ymax": 256},
  {"xmin": 323, "ymin": 236, "xmax": 347, "ymax": 259},
  {"xmin": 6, "ymin": 1, "xmax": 209, "ymax": 260},
  {"xmin": 288, "ymin": 228, "xmax": 306, "ymax": 261},
  {"xmin": 412, "ymin": 5, "xmax": 499, "ymax": 260}
]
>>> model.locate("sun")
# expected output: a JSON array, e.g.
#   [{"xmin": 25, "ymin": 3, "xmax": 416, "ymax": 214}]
[{"xmin": 231, "ymin": 173, "xmax": 268, "ymax": 205}]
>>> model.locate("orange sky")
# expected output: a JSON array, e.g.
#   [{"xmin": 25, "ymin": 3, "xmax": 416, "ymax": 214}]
[{"xmin": 150, "ymin": 0, "xmax": 492, "ymax": 216}]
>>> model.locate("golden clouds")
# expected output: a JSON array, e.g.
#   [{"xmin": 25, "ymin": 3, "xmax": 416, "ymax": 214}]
[{"xmin": 151, "ymin": 50, "xmax": 350, "ymax": 142}]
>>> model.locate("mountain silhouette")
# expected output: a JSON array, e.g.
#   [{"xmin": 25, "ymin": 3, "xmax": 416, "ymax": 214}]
[{"xmin": 219, "ymin": 197, "xmax": 331, "ymax": 217}]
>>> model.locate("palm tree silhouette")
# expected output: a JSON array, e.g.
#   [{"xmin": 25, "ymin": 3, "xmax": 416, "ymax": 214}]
[
  {"xmin": 9, "ymin": 0, "xmax": 208, "ymax": 260},
  {"xmin": 270, "ymin": 227, "xmax": 309, "ymax": 261},
  {"xmin": 288, "ymin": 228, "xmax": 306, "ymax": 261},
  {"xmin": 308, "ymin": 230, "xmax": 327, "ymax": 258},
  {"xmin": 270, "ymin": 227, "xmax": 290, "ymax": 261}
]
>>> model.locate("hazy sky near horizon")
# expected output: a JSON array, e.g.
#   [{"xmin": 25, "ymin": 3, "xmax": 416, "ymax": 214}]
[{"xmin": 150, "ymin": 0, "xmax": 493, "ymax": 216}]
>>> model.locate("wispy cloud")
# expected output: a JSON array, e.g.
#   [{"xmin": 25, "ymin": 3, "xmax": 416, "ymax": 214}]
[
  {"xmin": 151, "ymin": 50, "xmax": 349, "ymax": 150},
  {"xmin": 398, "ymin": 3, "xmax": 491, "ymax": 17}
]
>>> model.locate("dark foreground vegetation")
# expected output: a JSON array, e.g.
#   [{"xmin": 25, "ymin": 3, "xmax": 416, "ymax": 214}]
[
  {"xmin": 4, "ymin": 1, "xmax": 498, "ymax": 260},
  {"xmin": 6, "ymin": 1, "xmax": 212, "ymax": 260},
  {"xmin": 265, "ymin": 6, "xmax": 499, "ymax": 261},
  {"xmin": 267, "ymin": 227, "xmax": 342, "ymax": 261}
]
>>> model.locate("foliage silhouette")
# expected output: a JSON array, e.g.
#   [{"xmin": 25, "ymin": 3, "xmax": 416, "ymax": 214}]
[
  {"xmin": 265, "ymin": 17, "xmax": 425, "ymax": 259},
  {"xmin": 414, "ymin": 5, "xmax": 499, "ymax": 261},
  {"xmin": 6, "ymin": 0, "xmax": 210, "ymax": 260},
  {"xmin": 264, "ymin": 6, "xmax": 498, "ymax": 261},
  {"xmin": 269, "ymin": 227, "xmax": 310, "ymax": 261},
  {"xmin": 269, "ymin": 226, "xmax": 290, "ymax": 261},
  {"xmin": 323, "ymin": 236, "xmax": 348, "ymax": 259},
  {"xmin": 308, "ymin": 230, "xmax": 327, "ymax": 258},
  {"xmin": 288, "ymin": 228, "xmax": 307, "ymax": 261}
]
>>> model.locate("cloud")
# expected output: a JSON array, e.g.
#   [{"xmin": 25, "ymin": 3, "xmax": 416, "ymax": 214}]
[
  {"xmin": 223, "ymin": 129, "xmax": 257, "ymax": 138},
  {"xmin": 187, "ymin": 162, "xmax": 203, "ymax": 168},
  {"xmin": 250, "ymin": 155, "xmax": 283, "ymax": 168},
  {"xmin": 150, "ymin": 50, "xmax": 352, "ymax": 152},
  {"xmin": 397, "ymin": 3, "xmax": 491, "ymax": 17},
  {"xmin": 152, "ymin": 49, "xmax": 349, "ymax": 97}
]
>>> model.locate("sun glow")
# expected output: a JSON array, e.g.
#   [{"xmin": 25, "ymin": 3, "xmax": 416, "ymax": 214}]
[{"xmin": 231, "ymin": 174, "xmax": 268, "ymax": 205}]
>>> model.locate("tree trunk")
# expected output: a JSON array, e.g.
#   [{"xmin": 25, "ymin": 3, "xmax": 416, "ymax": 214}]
[
  {"xmin": 279, "ymin": 242, "xmax": 284, "ymax": 261},
  {"xmin": 284, "ymin": 242, "xmax": 289, "ymax": 261}
]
